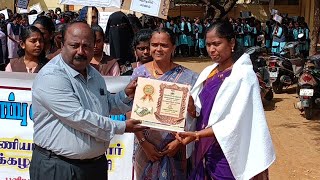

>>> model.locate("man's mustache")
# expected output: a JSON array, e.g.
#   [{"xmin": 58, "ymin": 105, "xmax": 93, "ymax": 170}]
[{"xmin": 74, "ymin": 56, "xmax": 87, "ymax": 62}]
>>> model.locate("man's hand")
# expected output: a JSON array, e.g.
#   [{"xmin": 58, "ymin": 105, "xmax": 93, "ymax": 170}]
[
  {"xmin": 125, "ymin": 79, "xmax": 137, "ymax": 99},
  {"xmin": 161, "ymin": 139, "xmax": 182, "ymax": 157},
  {"xmin": 141, "ymin": 141, "xmax": 163, "ymax": 162},
  {"xmin": 125, "ymin": 119, "xmax": 148, "ymax": 132}
]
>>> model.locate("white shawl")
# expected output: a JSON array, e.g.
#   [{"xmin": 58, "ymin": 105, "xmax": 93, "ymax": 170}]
[{"xmin": 191, "ymin": 53, "xmax": 276, "ymax": 180}]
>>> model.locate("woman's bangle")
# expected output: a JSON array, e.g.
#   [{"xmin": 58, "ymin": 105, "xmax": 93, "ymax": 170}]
[{"xmin": 194, "ymin": 131, "xmax": 200, "ymax": 142}]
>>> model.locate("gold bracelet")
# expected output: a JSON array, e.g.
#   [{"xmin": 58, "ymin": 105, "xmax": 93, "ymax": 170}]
[{"xmin": 194, "ymin": 131, "xmax": 200, "ymax": 142}]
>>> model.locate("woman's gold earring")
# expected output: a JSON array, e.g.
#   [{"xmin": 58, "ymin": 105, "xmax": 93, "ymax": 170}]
[{"xmin": 232, "ymin": 47, "xmax": 234, "ymax": 52}]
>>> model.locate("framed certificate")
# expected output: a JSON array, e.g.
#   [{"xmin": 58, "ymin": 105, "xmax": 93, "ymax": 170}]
[{"xmin": 131, "ymin": 77, "xmax": 191, "ymax": 132}]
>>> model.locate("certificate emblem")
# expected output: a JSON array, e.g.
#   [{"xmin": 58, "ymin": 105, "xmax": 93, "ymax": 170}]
[{"xmin": 141, "ymin": 84, "xmax": 154, "ymax": 101}]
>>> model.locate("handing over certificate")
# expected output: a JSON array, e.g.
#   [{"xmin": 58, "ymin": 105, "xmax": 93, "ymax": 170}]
[{"xmin": 131, "ymin": 77, "xmax": 191, "ymax": 132}]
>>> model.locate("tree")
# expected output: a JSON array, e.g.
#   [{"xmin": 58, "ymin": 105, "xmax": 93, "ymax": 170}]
[
  {"xmin": 310, "ymin": 0, "xmax": 320, "ymax": 55},
  {"xmin": 174, "ymin": 0, "xmax": 238, "ymax": 19},
  {"xmin": 204, "ymin": 0, "xmax": 238, "ymax": 19}
]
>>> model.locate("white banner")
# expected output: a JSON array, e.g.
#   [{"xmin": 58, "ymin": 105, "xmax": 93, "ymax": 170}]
[
  {"xmin": 0, "ymin": 9, "xmax": 9, "ymax": 20},
  {"xmin": 0, "ymin": 72, "xmax": 134, "ymax": 180},
  {"xmin": 59, "ymin": 0, "xmax": 121, "ymax": 8},
  {"xmin": 28, "ymin": 14, "xmax": 38, "ymax": 25},
  {"xmin": 18, "ymin": 8, "xmax": 28, "ymax": 14},
  {"xmin": 29, "ymin": 3, "xmax": 42, "ymax": 13}
]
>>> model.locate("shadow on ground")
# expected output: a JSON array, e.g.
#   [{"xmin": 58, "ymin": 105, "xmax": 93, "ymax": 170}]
[
  {"xmin": 263, "ymin": 98, "xmax": 284, "ymax": 111},
  {"xmin": 173, "ymin": 57, "xmax": 211, "ymax": 63}
]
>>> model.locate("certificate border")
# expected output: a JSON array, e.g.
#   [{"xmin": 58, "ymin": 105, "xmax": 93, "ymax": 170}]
[{"xmin": 154, "ymin": 83, "xmax": 188, "ymax": 125}]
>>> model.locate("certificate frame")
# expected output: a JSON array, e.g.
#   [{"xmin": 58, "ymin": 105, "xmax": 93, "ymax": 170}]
[{"xmin": 131, "ymin": 77, "xmax": 190, "ymax": 132}]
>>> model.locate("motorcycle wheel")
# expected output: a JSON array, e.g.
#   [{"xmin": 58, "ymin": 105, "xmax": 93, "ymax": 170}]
[
  {"xmin": 264, "ymin": 90, "xmax": 274, "ymax": 101},
  {"xmin": 304, "ymin": 107, "xmax": 313, "ymax": 120},
  {"xmin": 272, "ymin": 81, "xmax": 283, "ymax": 94}
]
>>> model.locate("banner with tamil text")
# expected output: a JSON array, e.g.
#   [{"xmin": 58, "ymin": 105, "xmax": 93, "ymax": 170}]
[{"xmin": 0, "ymin": 72, "xmax": 134, "ymax": 180}]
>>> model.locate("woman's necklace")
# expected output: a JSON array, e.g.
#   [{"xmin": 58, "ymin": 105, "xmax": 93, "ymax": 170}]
[
  {"xmin": 152, "ymin": 61, "xmax": 173, "ymax": 77},
  {"xmin": 92, "ymin": 55, "xmax": 103, "ymax": 65},
  {"xmin": 24, "ymin": 56, "xmax": 38, "ymax": 73}
]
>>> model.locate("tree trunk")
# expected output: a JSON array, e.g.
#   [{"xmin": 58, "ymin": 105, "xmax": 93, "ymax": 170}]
[
  {"xmin": 202, "ymin": 0, "xmax": 237, "ymax": 20},
  {"xmin": 214, "ymin": 0, "xmax": 237, "ymax": 19},
  {"xmin": 310, "ymin": 0, "xmax": 320, "ymax": 55}
]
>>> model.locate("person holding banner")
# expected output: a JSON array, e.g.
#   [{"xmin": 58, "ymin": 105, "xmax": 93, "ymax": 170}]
[
  {"xmin": 5, "ymin": 26, "xmax": 47, "ymax": 73},
  {"xmin": 175, "ymin": 21, "xmax": 275, "ymax": 180},
  {"xmin": 78, "ymin": 6, "xmax": 99, "ymax": 26},
  {"xmin": 30, "ymin": 21, "xmax": 146, "ymax": 180},
  {"xmin": 131, "ymin": 28, "xmax": 199, "ymax": 180}
]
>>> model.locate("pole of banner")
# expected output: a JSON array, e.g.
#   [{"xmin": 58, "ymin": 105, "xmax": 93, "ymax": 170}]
[
  {"xmin": 87, "ymin": 6, "xmax": 93, "ymax": 27},
  {"xmin": 142, "ymin": 14, "xmax": 145, "ymax": 27},
  {"xmin": 14, "ymin": 0, "xmax": 17, "ymax": 14}
]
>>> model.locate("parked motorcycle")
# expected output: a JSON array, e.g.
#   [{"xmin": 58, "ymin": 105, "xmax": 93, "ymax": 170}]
[
  {"xmin": 296, "ymin": 54, "xmax": 320, "ymax": 120},
  {"xmin": 246, "ymin": 46, "xmax": 274, "ymax": 101},
  {"xmin": 267, "ymin": 41, "xmax": 305, "ymax": 94}
]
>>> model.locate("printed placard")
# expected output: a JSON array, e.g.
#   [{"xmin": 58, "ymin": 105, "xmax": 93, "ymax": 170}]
[
  {"xmin": 99, "ymin": 11, "xmax": 114, "ymax": 33},
  {"xmin": 29, "ymin": 3, "xmax": 42, "ymax": 14},
  {"xmin": 17, "ymin": 0, "xmax": 29, "ymax": 9},
  {"xmin": 124, "ymin": 0, "xmax": 169, "ymax": 19},
  {"xmin": 28, "ymin": 14, "xmax": 38, "ymax": 25},
  {"xmin": 273, "ymin": 14, "xmax": 282, "ymax": 24},
  {"xmin": 0, "ymin": 9, "xmax": 9, "ymax": 20},
  {"xmin": 130, "ymin": 0, "xmax": 161, "ymax": 17}
]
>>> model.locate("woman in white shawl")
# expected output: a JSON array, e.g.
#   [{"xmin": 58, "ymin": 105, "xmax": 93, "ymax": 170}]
[{"xmin": 176, "ymin": 21, "xmax": 275, "ymax": 180}]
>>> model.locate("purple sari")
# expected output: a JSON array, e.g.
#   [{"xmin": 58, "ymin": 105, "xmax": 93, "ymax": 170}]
[{"xmin": 190, "ymin": 69, "xmax": 235, "ymax": 180}]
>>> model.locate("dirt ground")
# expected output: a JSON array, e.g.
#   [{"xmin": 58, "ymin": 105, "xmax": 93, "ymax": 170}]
[{"xmin": 175, "ymin": 57, "xmax": 320, "ymax": 180}]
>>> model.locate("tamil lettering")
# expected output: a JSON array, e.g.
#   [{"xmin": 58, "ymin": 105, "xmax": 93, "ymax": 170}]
[
  {"xmin": 0, "ymin": 92, "xmax": 31, "ymax": 126},
  {"xmin": 0, "ymin": 153, "xmax": 30, "ymax": 169},
  {"xmin": 0, "ymin": 138, "xmax": 34, "ymax": 151}
]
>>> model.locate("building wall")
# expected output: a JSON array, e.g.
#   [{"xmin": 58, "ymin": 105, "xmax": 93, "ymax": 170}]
[
  {"xmin": 167, "ymin": 4, "xmax": 301, "ymax": 22},
  {"xmin": 229, "ymin": 4, "xmax": 300, "ymax": 21},
  {"xmin": 167, "ymin": 6, "xmax": 206, "ymax": 19},
  {"xmin": 300, "ymin": 0, "xmax": 315, "ymax": 33},
  {"xmin": 0, "ymin": 0, "xmax": 14, "ymax": 11}
]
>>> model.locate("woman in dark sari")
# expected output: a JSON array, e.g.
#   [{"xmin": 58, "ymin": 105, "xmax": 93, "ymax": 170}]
[
  {"xmin": 130, "ymin": 28, "xmax": 199, "ymax": 180},
  {"xmin": 105, "ymin": 11, "xmax": 135, "ymax": 74},
  {"xmin": 176, "ymin": 21, "xmax": 275, "ymax": 180}
]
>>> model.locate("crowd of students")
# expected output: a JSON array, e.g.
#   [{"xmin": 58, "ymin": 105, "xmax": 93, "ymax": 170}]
[{"xmin": 0, "ymin": 7, "xmax": 311, "ymax": 73}]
